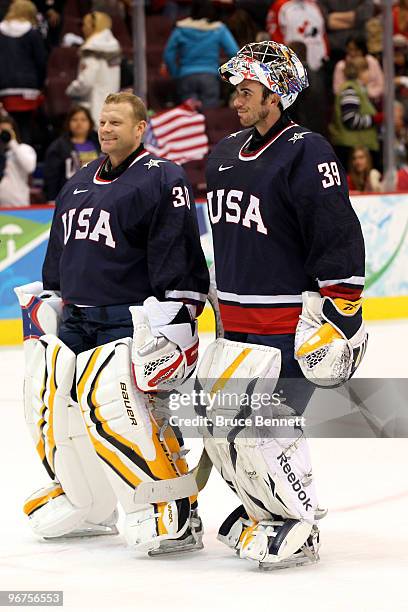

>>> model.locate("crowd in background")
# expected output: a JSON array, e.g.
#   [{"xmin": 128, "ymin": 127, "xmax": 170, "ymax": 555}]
[{"xmin": 1, "ymin": 0, "xmax": 408, "ymax": 207}]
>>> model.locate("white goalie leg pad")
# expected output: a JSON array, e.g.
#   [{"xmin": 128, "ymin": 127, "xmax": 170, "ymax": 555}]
[
  {"xmin": 233, "ymin": 428, "xmax": 318, "ymax": 523},
  {"xmin": 15, "ymin": 282, "xmax": 63, "ymax": 446},
  {"xmin": 197, "ymin": 338, "xmax": 319, "ymax": 563},
  {"xmin": 130, "ymin": 297, "xmax": 199, "ymax": 392},
  {"xmin": 23, "ymin": 483, "xmax": 118, "ymax": 539},
  {"xmin": 22, "ymin": 334, "xmax": 117, "ymax": 538},
  {"xmin": 76, "ymin": 338, "xmax": 198, "ymax": 551}
]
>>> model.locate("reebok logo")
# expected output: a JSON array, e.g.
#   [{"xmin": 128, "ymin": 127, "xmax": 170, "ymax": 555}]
[
  {"xmin": 218, "ymin": 164, "xmax": 234, "ymax": 172},
  {"xmin": 73, "ymin": 188, "xmax": 88, "ymax": 194},
  {"xmin": 277, "ymin": 452, "xmax": 312, "ymax": 511}
]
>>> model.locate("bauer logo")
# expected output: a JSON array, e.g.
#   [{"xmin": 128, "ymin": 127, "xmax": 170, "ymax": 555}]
[{"xmin": 120, "ymin": 382, "xmax": 137, "ymax": 426}]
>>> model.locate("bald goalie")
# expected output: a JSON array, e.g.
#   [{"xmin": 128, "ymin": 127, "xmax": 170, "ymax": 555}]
[{"xmin": 15, "ymin": 92, "xmax": 209, "ymax": 554}]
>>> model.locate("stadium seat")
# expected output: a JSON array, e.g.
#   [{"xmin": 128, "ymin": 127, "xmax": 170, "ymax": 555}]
[
  {"xmin": 47, "ymin": 47, "xmax": 79, "ymax": 81},
  {"xmin": 145, "ymin": 16, "xmax": 174, "ymax": 47}
]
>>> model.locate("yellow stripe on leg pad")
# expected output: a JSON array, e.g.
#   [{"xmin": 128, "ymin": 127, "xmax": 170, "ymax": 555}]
[
  {"xmin": 23, "ymin": 485, "xmax": 64, "ymax": 516},
  {"xmin": 211, "ymin": 348, "xmax": 252, "ymax": 395}
]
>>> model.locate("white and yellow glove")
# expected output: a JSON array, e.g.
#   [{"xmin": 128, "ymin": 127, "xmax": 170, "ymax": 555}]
[{"xmin": 295, "ymin": 291, "xmax": 367, "ymax": 387}]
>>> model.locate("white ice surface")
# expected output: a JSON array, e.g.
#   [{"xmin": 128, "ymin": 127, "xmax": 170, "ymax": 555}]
[{"xmin": 0, "ymin": 321, "xmax": 407, "ymax": 612}]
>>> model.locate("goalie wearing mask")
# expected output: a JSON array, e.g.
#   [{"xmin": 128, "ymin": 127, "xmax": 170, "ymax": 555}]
[
  {"xmin": 14, "ymin": 92, "xmax": 209, "ymax": 555},
  {"xmin": 201, "ymin": 41, "xmax": 367, "ymax": 569}
]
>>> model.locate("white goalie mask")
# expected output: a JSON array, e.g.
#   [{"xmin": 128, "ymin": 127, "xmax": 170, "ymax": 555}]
[{"xmin": 219, "ymin": 41, "xmax": 309, "ymax": 110}]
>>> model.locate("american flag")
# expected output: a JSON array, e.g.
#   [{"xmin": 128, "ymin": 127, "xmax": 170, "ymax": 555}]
[{"xmin": 144, "ymin": 102, "xmax": 209, "ymax": 165}]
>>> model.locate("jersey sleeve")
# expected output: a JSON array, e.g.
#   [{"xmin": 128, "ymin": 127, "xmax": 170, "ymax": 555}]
[
  {"xmin": 289, "ymin": 135, "xmax": 365, "ymax": 300},
  {"xmin": 42, "ymin": 203, "xmax": 63, "ymax": 292},
  {"xmin": 147, "ymin": 171, "xmax": 209, "ymax": 309}
]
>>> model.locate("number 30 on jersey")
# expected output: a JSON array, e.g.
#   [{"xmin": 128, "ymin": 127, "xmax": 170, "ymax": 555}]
[
  {"xmin": 172, "ymin": 185, "xmax": 191, "ymax": 209},
  {"xmin": 318, "ymin": 161, "xmax": 341, "ymax": 188}
]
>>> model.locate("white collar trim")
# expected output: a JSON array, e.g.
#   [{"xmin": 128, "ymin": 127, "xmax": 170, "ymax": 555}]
[
  {"xmin": 93, "ymin": 150, "xmax": 150, "ymax": 184},
  {"xmin": 238, "ymin": 122, "xmax": 298, "ymax": 161}
]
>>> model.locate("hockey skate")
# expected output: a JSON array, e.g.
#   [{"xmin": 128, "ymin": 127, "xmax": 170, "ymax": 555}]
[
  {"xmin": 148, "ymin": 508, "xmax": 204, "ymax": 556},
  {"xmin": 240, "ymin": 519, "xmax": 320, "ymax": 570},
  {"xmin": 217, "ymin": 505, "xmax": 251, "ymax": 554},
  {"xmin": 218, "ymin": 505, "xmax": 324, "ymax": 564}
]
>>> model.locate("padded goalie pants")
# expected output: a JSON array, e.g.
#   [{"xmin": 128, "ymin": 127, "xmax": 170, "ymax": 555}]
[
  {"xmin": 59, "ymin": 303, "xmax": 140, "ymax": 355},
  {"xmin": 224, "ymin": 331, "xmax": 315, "ymax": 415}
]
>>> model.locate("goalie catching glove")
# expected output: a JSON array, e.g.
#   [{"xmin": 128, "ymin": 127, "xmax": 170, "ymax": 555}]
[
  {"xmin": 130, "ymin": 297, "xmax": 199, "ymax": 392},
  {"xmin": 295, "ymin": 292, "xmax": 367, "ymax": 387}
]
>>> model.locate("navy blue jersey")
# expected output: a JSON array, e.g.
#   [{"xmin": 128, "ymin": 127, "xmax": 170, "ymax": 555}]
[
  {"xmin": 43, "ymin": 149, "xmax": 209, "ymax": 307},
  {"xmin": 206, "ymin": 121, "xmax": 365, "ymax": 335}
]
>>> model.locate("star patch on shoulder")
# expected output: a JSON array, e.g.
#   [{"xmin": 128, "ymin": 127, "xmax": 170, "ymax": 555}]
[
  {"xmin": 227, "ymin": 131, "xmax": 241, "ymax": 138},
  {"xmin": 288, "ymin": 131, "xmax": 312, "ymax": 144},
  {"xmin": 144, "ymin": 159, "xmax": 167, "ymax": 169}
]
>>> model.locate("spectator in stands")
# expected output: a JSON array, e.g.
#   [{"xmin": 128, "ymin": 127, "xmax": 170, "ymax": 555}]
[
  {"xmin": 393, "ymin": 0, "xmax": 408, "ymax": 40},
  {"xmin": 395, "ymin": 155, "xmax": 408, "ymax": 190},
  {"xmin": 0, "ymin": 115, "xmax": 36, "ymax": 207},
  {"xmin": 287, "ymin": 40, "xmax": 329, "ymax": 137},
  {"xmin": 66, "ymin": 11, "xmax": 121, "ymax": 123},
  {"xmin": 0, "ymin": 1, "xmax": 10, "ymax": 21},
  {"xmin": 365, "ymin": 15, "xmax": 382, "ymax": 60},
  {"xmin": 394, "ymin": 100, "xmax": 408, "ymax": 169},
  {"xmin": 394, "ymin": 34, "xmax": 408, "ymax": 120},
  {"xmin": 0, "ymin": 0, "xmax": 47, "ymax": 144},
  {"xmin": 33, "ymin": 0, "xmax": 64, "ymax": 48},
  {"xmin": 333, "ymin": 34, "xmax": 384, "ymax": 104},
  {"xmin": 347, "ymin": 146, "xmax": 382, "ymax": 192},
  {"xmin": 318, "ymin": 0, "xmax": 374, "ymax": 65},
  {"xmin": 266, "ymin": 0, "xmax": 328, "ymax": 72},
  {"xmin": 163, "ymin": 0, "xmax": 239, "ymax": 108},
  {"xmin": 43, "ymin": 105, "xmax": 100, "ymax": 202},
  {"xmin": 227, "ymin": 8, "xmax": 258, "ymax": 49},
  {"xmin": 329, "ymin": 56, "xmax": 381, "ymax": 170}
]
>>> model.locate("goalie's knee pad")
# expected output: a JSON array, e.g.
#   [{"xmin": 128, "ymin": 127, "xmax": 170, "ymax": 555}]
[
  {"xmin": 76, "ymin": 338, "xmax": 199, "ymax": 551},
  {"xmin": 197, "ymin": 338, "xmax": 319, "ymax": 524}
]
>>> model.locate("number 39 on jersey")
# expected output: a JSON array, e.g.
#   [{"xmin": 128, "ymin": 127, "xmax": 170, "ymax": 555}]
[{"xmin": 318, "ymin": 161, "xmax": 341, "ymax": 189}]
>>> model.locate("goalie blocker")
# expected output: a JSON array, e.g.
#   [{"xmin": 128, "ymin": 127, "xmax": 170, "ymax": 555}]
[{"xmin": 131, "ymin": 296, "xmax": 199, "ymax": 392}]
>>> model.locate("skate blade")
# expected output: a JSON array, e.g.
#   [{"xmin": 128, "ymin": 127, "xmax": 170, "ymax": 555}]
[
  {"xmin": 43, "ymin": 525, "xmax": 119, "ymax": 540},
  {"xmin": 258, "ymin": 552, "xmax": 320, "ymax": 571},
  {"xmin": 148, "ymin": 536, "xmax": 204, "ymax": 556}
]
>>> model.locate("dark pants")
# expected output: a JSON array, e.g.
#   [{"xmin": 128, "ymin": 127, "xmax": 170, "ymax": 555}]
[
  {"xmin": 224, "ymin": 331, "xmax": 315, "ymax": 416},
  {"xmin": 178, "ymin": 73, "xmax": 220, "ymax": 108},
  {"xmin": 59, "ymin": 303, "xmax": 137, "ymax": 356}
]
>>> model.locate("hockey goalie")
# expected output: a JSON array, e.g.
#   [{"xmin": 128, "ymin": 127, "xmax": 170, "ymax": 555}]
[{"xmin": 13, "ymin": 91, "xmax": 210, "ymax": 555}]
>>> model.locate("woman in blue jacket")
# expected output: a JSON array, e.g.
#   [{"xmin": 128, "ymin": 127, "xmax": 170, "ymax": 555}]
[{"xmin": 164, "ymin": 0, "xmax": 239, "ymax": 108}]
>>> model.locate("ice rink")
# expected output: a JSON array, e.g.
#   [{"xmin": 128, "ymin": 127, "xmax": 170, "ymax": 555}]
[{"xmin": 1, "ymin": 320, "xmax": 407, "ymax": 612}]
